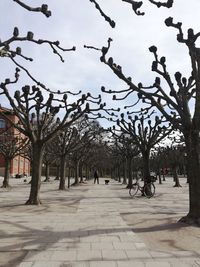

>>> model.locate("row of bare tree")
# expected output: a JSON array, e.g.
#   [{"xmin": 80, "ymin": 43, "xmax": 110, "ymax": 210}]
[{"xmin": 1, "ymin": 0, "xmax": 199, "ymax": 226}]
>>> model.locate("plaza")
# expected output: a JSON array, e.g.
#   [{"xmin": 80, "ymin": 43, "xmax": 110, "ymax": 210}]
[{"xmin": 0, "ymin": 177, "xmax": 199, "ymax": 267}]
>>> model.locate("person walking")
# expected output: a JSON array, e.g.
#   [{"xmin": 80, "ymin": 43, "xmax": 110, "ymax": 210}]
[{"xmin": 94, "ymin": 170, "xmax": 99, "ymax": 184}]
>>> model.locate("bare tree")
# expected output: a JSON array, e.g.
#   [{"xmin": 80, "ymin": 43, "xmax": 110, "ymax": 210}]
[
  {"xmin": 51, "ymin": 126, "xmax": 80, "ymax": 190},
  {"xmin": 0, "ymin": 129, "xmax": 28, "ymax": 188},
  {"xmin": 108, "ymin": 132, "xmax": 139, "ymax": 187},
  {"xmin": 0, "ymin": 1, "xmax": 75, "ymax": 91},
  {"xmin": 112, "ymin": 113, "xmax": 172, "ymax": 186},
  {"xmin": 70, "ymin": 118, "xmax": 104, "ymax": 185},
  {"xmin": 42, "ymin": 142, "xmax": 58, "ymax": 182},
  {"xmin": 89, "ymin": 0, "xmax": 173, "ymax": 28},
  {"xmin": 0, "ymin": 76, "xmax": 102, "ymax": 204},
  {"xmin": 12, "ymin": 0, "xmax": 173, "ymax": 29},
  {"xmin": 85, "ymin": 16, "xmax": 200, "ymax": 224}
]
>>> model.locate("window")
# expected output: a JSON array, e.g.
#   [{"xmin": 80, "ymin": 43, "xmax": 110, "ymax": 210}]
[{"xmin": 0, "ymin": 119, "xmax": 6, "ymax": 128}]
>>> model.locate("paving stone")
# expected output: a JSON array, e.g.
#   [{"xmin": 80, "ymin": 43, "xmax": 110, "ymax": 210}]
[
  {"xmin": 92, "ymin": 242, "xmax": 113, "ymax": 250},
  {"xmin": 89, "ymin": 261, "xmax": 117, "ymax": 267},
  {"xmin": 80, "ymin": 236, "xmax": 100, "ymax": 243},
  {"xmin": 17, "ymin": 262, "xmax": 34, "ymax": 267},
  {"xmin": 23, "ymin": 251, "xmax": 52, "ymax": 261},
  {"xmin": 32, "ymin": 262, "xmax": 62, "ymax": 267},
  {"xmin": 119, "ymin": 234, "xmax": 141, "ymax": 242},
  {"xmin": 71, "ymin": 262, "xmax": 90, "ymax": 267},
  {"xmin": 21, "ymin": 244, "xmax": 46, "ymax": 250},
  {"xmin": 100, "ymin": 236, "xmax": 120, "ymax": 242},
  {"xmin": 1, "ymin": 177, "xmax": 200, "ymax": 267},
  {"xmin": 76, "ymin": 250, "xmax": 102, "ymax": 261},
  {"xmin": 125, "ymin": 250, "xmax": 152, "ymax": 260},
  {"xmin": 135, "ymin": 243, "xmax": 146, "ymax": 249},
  {"xmin": 59, "ymin": 237, "xmax": 80, "ymax": 243},
  {"xmin": 145, "ymin": 262, "xmax": 172, "ymax": 267},
  {"xmin": 171, "ymin": 251, "xmax": 199, "ymax": 257},
  {"xmin": 51, "ymin": 251, "xmax": 77, "ymax": 261},
  {"xmin": 117, "ymin": 261, "xmax": 145, "ymax": 267},
  {"xmin": 0, "ymin": 243, "xmax": 23, "ymax": 251},
  {"xmin": 169, "ymin": 261, "xmax": 194, "ymax": 267},
  {"xmin": 149, "ymin": 250, "xmax": 175, "ymax": 259},
  {"xmin": 113, "ymin": 242, "xmax": 136, "ymax": 250},
  {"xmin": 102, "ymin": 250, "xmax": 128, "ymax": 260}
]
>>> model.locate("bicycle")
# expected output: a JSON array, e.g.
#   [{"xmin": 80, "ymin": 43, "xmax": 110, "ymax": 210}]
[{"xmin": 129, "ymin": 178, "xmax": 155, "ymax": 198}]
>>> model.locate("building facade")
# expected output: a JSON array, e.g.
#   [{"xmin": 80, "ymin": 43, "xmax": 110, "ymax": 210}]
[{"xmin": 0, "ymin": 107, "xmax": 30, "ymax": 177}]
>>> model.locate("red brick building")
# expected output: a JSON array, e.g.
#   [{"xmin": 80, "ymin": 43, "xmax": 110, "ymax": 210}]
[{"xmin": 0, "ymin": 107, "xmax": 30, "ymax": 177}]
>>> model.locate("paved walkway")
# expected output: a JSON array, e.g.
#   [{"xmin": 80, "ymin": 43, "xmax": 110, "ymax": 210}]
[{"xmin": 0, "ymin": 177, "xmax": 199, "ymax": 267}]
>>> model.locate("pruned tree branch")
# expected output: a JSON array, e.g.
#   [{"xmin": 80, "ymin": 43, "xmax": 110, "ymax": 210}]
[{"xmin": 13, "ymin": 0, "xmax": 51, "ymax": 17}]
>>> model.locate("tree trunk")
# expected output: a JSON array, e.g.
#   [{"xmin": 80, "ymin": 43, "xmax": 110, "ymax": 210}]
[
  {"xmin": 59, "ymin": 155, "xmax": 66, "ymax": 190},
  {"xmin": 79, "ymin": 163, "xmax": 84, "ymax": 183},
  {"xmin": 122, "ymin": 159, "xmax": 127, "ymax": 185},
  {"xmin": 142, "ymin": 150, "xmax": 152, "ymax": 196},
  {"xmin": 85, "ymin": 165, "xmax": 89, "ymax": 180},
  {"xmin": 2, "ymin": 158, "xmax": 11, "ymax": 188},
  {"xmin": 157, "ymin": 169, "xmax": 162, "ymax": 184},
  {"xmin": 67, "ymin": 167, "xmax": 71, "ymax": 188},
  {"xmin": 54, "ymin": 165, "xmax": 60, "ymax": 180},
  {"xmin": 179, "ymin": 132, "xmax": 200, "ymax": 225},
  {"xmin": 118, "ymin": 164, "xmax": 121, "ymax": 182},
  {"xmin": 44, "ymin": 163, "xmax": 50, "ymax": 182},
  {"xmin": 126, "ymin": 156, "xmax": 132, "ymax": 188},
  {"xmin": 74, "ymin": 160, "xmax": 79, "ymax": 185},
  {"xmin": 142, "ymin": 151, "xmax": 151, "ymax": 183},
  {"xmin": 173, "ymin": 166, "xmax": 182, "ymax": 187},
  {"xmin": 26, "ymin": 143, "xmax": 44, "ymax": 205},
  {"xmin": 162, "ymin": 167, "xmax": 166, "ymax": 181}
]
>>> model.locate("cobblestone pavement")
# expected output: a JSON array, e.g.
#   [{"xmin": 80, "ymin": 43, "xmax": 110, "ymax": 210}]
[{"xmin": 0, "ymin": 177, "xmax": 199, "ymax": 267}]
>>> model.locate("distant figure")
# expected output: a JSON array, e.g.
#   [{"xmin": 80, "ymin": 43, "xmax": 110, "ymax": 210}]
[{"xmin": 94, "ymin": 170, "xmax": 99, "ymax": 184}]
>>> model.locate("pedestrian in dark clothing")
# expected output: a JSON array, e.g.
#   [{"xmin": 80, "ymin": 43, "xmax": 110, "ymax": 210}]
[{"xmin": 94, "ymin": 170, "xmax": 99, "ymax": 184}]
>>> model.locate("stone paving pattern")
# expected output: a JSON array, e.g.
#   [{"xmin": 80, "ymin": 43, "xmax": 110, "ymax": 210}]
[{"xmin": 0, "ymin": 177, "xmax": 199, "ymax": 267}]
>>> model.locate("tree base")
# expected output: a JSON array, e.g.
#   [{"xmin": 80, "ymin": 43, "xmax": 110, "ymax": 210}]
[
  {"xmin": 179, "ymin": 215, "xmax": 200, "ymax": 227},
  {"xmin": 126, "ymin": 184, "xmax": 132, "ymax": 189},
  {"xmin": 43, "ymin": 178, "xmax": 50, "ymax": 182},
  {"xmin": 59, "ymin": 187, "xmax": 66, "ymax": 191},
  {"xmin": 1, "ymin": 184, "xmax": 11, "ymax": 189},
  {"xmin": 25, "ymin": 198, "xmax": 42, "ymax": 205},
  {"xmin": 71, "ymin": 182, "xmax": 79, "ymax": 186},
  {"xmin": 173, "ymin": 184, "xmax": 182, "ymax": 187}
]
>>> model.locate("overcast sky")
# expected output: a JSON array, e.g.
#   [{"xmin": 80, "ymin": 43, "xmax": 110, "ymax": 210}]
[{"xmin": 0, "ymin": 0, "xmax": 200, "ymax": 126}]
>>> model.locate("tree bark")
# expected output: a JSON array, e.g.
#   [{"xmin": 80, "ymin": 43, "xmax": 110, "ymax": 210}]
[
  {"xmin": 2, "ymin": 158, "xmax": 11, "ymax": 188},
  {"xmin": 126, "ymin": 156, "xmax": 133, "ymax": 188},
  {"xmin": 142, "ymin": 150, "xmax": 152, "ymax": 196},
  {"xmin": 173, "ymin": 166, "xmax": 182, "ymax": 187},
  {"xmin": 118, "ymin": 164, "xmax": 121, "ymax": 182},
  {"xmin": 54, "ymin": 165, "xmax": 60, "ymax": 180},
  {"xmin": 162, "ymin": 168, "xmax": 166, "ymax": 181},
  {"xmin": 44, "ymin": 163, "xmax": 50, "ymax": 182},
  {"xmin": 59, "ymin": 155, "xmax": 66, "ymax": 190},
  {"xmin": 85, "ymin": 165, "xmax": 89, "ymax": 180},
  {"xmin": 79, "ymin": 163, "xmax": 84, "ymax": 183},
  {"xmin": 122, "ymin": 159, "xmax": 127, "ymax": 185},
  {"xmin": 67, "ymin": 167, "xmax": 71, "ymax": 188},
  {"xmin": 157, "ymin": 169, "xmax": 162, "ymax": 184},
  {"xmin": 179, "ymin": 132, "xmax": 200, "ymax": 225},
  {"xmin": 74, "ymin": 160, "xmax": 79, "ymax": 185},
  {"xmin": 26, "ymin": 143, "xmax": 43, "ymax": 205},
  {"xmin": 142, "ymin": 150, "xmax": 151, "ymax": 183}
]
